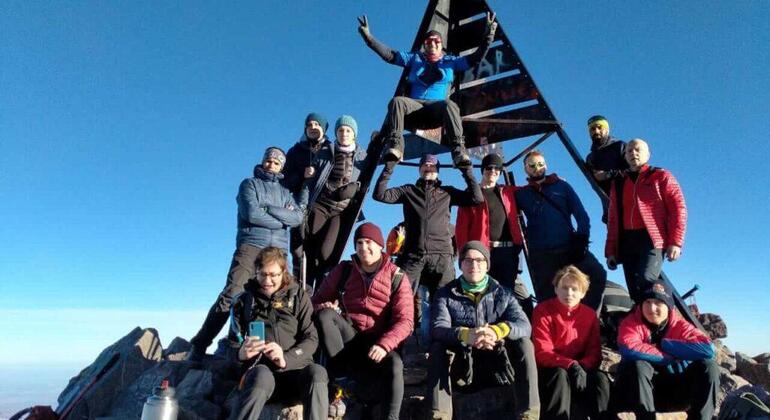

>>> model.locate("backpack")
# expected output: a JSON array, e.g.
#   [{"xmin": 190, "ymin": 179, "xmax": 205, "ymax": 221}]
[{"xmin": 718, "ymin": 392, "xmax": 770, "ymax": 420}]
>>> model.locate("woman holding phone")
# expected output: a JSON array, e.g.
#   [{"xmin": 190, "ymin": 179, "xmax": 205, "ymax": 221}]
[{"xmin": 227, "ymin": 247, "xmax": 328, "ymax": 420}]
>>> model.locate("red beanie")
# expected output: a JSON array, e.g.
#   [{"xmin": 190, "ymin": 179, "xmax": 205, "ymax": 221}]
[{"xmin": 354, "ymin": 222, "xmax": 385, "ymax": 248}]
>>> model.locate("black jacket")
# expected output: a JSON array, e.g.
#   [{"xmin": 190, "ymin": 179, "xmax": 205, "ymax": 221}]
[
  {"xmin": 586, "ymin": 137, "xmax": 628, "ymax": 193},
  {"xmin": 228, "ymin": 281, "xmax": 317, "ymax": 372},
  {"xmin": 373, "ymin": 165, "xmax": 482, "ymax": 255}
]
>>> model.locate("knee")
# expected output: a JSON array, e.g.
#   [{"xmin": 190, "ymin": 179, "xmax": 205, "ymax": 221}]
[
  {"xmin": 625, "ymin": 359, "xmax": 655, "ymax": 379},
  {"xmin": 692, "ymin": 359, "xmax": 720, "ymax": 382},
  {"xmin": 305, "ymin": 363, "xmax": 329, "ymax": 384},
  {"xmin": 443, "ymin": 99, "xmax": 459, "ymax": 113},
  {"xmin": 249, "ymin": 365, "xmax": 276, "ymax": 393},
  {"xmin": 386, "ymin": 351, "xmax": 404, "ymax": 375},
  {"xmin": 388, "ymin": 96, "xmax": 409, "ymax": 110},
  {"xmin": 511, "ymin": 337, "xmax": 536, "ymax": 360},
  {"xmin": 316, "ymin": 307, "xmax": 339, "ymax": 327}
]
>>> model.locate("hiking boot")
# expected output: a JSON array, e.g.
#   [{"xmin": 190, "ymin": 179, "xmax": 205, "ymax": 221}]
[
  {"xmin": 185, "ymin": 346, "xmax": 206, "ymax": 363},
  {"xmin": 450, "ymin": 136, "xmax": 471, "ymax": 168},
  {"xmin": 328, "ymin": 382, "xmax": 350, "ymax": 419},
  {"xmin": 381, "ymin": 135, "xmax": 404, "ymax": 163}
]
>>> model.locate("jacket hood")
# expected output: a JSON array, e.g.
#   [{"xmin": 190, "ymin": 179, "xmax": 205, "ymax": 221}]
[{"xmin": 253, "ymin": 165, "xmax": 284, "ymax": 181}]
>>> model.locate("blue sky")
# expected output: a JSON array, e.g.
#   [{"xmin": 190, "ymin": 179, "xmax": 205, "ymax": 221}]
[{"xmin": 1, "ymin": 0, "xmax": 769, "ymax": 381}]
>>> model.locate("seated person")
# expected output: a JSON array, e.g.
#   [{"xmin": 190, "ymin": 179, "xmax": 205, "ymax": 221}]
[
  {"xmin": 312, "ymin": 222, "xmax": 414, "ymax": 420},
  {"xmin": 428, "ymin": 241, "xmax": 539, "ymax": 420},
  {"xmin": 227, "ymin": 247, "xmax": 328, "ymax": 420},
  {"xmin": 357, "ymin": 13, "xmax": 497, "ymax": 166},
  {"xmin": 532, "ymin": 265, "xmax": 610, "ymax": 420},
  {"xmin": 615, "ymin": 280, "xmax": 719, "ymax": 420}
]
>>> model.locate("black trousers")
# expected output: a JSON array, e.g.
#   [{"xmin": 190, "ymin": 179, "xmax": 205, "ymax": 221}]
[
  {"xmin": 230, "ymin": 363, "xmax": 328, "ymax": 420},
  {"xmin": 538, "ymin": 367, "xmax": 610, "ymax": 420},
  {"xmin": 305, "ymin": 204, "xmax": 343, "ymax": 287},
  {"xmin": 489, "ymin": 245, "xmax": 534, "ymax": 319},
  {"xmin": 315, "ymin": 308, "xmax": 404, "ymax": 420},
  {"xmin": 619, "ymin": 229, "xmax": 663, "ymax": 302},
  {"xmin": 397, "ymin": 252, "xmax": 455, "ymax": 346},
  {"xmin": 191, "ymin": 243, "xmax": 261, "ymax": 350},
  {"xmin": 614, "ymin": 359, "xmax": 720, "ymax": 420},
  {"xmin": 528, "ymin": 247, "xmax": 607, "ymax": 311},
  {"xmin": 383, "ymin": 96, "xmax": 463, "ymax": 142}
]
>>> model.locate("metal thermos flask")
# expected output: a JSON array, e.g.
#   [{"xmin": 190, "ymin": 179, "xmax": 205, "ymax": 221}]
[{"xmin": 140, "ymin": 379, "xmax": 178, "ymax": 420}]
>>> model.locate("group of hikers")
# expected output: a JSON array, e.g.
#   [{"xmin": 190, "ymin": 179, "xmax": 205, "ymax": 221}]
[{"xmin": 183, "ymin": 14, "xmax": 718, "ymax": 420}]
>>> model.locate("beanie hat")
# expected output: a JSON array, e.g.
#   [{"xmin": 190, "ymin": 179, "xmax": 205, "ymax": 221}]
[
  {"xmin": 587, "ymin": 115, "xmax": 609, "ymax": 129},
  {"xmin": 424, "ymin": 30, "xmax": 443, "ymax": 43},
  {"xmin": 641, "ymin": 281, "xmax": 674, "ymax": 309},
  {"xmin": 335, "ymin": 115, "xmax": 358, "ymax": 138},
  {"xmin": 459, "ymin": 240, "xmax": 490, "ymax": 269},
  {"xmin": 419, "ymin": 154, "xmax": 440, "ymax": 173},
  {"xmin": 354, "ymin": 222, "xmax": 385, "ymax": 248},
  {"xmin": 481, "ymin": 153, "xmax": 504, "ymax": 169},
  {"xmin": 305, "ymin": 112, "xmax": 329, "ymax": 133},
  {"xmin": 262, "ymin": 147, "xmax": 286, "ymax": 167}
]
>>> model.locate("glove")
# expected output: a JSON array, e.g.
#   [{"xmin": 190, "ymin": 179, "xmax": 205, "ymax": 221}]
[
  {"xmin": 568, "ymin": 363, "xmax": 588, "ymax": 391},
  {"xmin": 357, "ymin": 15, "xmax": 371, "ymax": 40},
  {"xmin": 665, "ymin": 359, "xmax": 690, "ymax": 374}
]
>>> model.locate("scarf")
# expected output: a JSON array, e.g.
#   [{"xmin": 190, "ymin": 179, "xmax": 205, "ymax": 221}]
[
  {"xmin": 335, "ymin": 141, "xmax": 356, "ymax": 154},
  {"xmin": 460, "ymin": 275, "xmax": 489, "ymax": 294}
]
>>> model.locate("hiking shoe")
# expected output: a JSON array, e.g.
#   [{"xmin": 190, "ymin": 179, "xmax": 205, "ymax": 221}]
[
  {"xmin": 452, "ymin": 150, "xmax": 471, "ymax": 168},
  {"xmin": 382, "ymin": 147, "xmax": 403, "ymax": 163}
]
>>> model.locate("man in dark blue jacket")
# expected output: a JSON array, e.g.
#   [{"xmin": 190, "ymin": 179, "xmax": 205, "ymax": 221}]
[
  {"xmin": 429, "ymin": 241, "xmax": 539, "ymax": 420},
  {"xmin": 515, "ymin": 150, "xmax": 606, "ymax": 310},
  {"xmin": 188, "ymin": 147, "xmax": 307, "ymax": 362}
]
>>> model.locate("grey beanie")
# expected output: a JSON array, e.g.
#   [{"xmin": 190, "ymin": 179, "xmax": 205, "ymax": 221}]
[
  {"xmin": 263, "ymin": 147, "xmax": 286, "ymax": 167},
  {"xmin": 459, "ymin": 240, "xmax": 491, "ymax": 269}
]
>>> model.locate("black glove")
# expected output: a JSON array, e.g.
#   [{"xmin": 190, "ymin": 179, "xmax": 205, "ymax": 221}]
[
  {"xmin": 569, "ymin": 233, "xmax": 589, "ymax": 263},
  {"xmin": 357, "ymin": 15, "xmax": 371, "ymax": 40},
  {"xmin": 568, "ymin": 363, "xmax": 588, "ymax": 391}
]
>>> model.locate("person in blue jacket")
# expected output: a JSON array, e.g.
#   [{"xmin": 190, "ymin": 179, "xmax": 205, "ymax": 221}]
[
  {"xmin": 188, "ymin": 147, "xmax": 307, "ymax": 362},
  {"xmin": 357, "ymin": 13, "xmax": 497, "ymax": 167},
  {"xmin": 514, "ymin": 150, "xmax": 606, "ymax": 310}
]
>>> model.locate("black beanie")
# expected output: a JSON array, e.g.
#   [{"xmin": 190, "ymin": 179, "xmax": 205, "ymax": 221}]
[
  {"xmin": 482, "ymin": 153, "xmax": 504, "ymax": 168},
  {"xmin": 641, "ymin": 281, "xmax": 675, "ymax": 310}
]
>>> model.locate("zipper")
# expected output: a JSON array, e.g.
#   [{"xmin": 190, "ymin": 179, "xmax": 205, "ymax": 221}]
[{"xmin": 630, "ymin": 175, "xmax": 639, "ymax": 228}]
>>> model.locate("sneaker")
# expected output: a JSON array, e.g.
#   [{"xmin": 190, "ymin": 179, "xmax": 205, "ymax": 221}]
[
  {"xmin": 452, "ymin": 151, "xmax": 471, "ymax": 168},
  {"xmin": 382, "ymin": 147, "xmax": 403, "ymax": 163}
]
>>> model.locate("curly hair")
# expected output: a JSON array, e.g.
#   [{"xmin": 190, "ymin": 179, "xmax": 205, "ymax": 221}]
[{"xmin": 255, "ymin": 247, "xmax": 294, "ymax": 288}]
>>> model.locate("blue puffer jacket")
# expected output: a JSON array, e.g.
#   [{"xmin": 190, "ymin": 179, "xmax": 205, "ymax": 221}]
[
  {"xmin": 236, "ymin": 167, "xmax": 306, "ymax": 249},
  {"xmin": 514, "ymin": 176, "xmax": 591, "ymax": 251},
  {"xmin": 432, "ymin": 277, "xmax": 531, "ymax": 346}
]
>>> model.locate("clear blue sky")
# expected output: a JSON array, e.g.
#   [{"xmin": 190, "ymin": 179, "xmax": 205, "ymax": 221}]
[{"xmin": 2, "ymin": 0, "xmax": 769, "ymax": 376}]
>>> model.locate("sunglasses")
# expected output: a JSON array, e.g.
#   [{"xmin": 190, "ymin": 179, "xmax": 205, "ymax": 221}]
[{"xmin": 527, "ymin": 162, "xmax": 545, "ymax": 169}]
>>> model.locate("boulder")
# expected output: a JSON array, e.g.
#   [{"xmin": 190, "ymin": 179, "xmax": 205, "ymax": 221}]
[
  {"xmin": 600, "ymin": 346, "xmax": 622, "ymax": 375},
  {"xmin": 755, "ymin": 353, "xmax": 770, "ymax": 364},
  {"xmin": 697, "ymin": 313, "xmax": 727, "ymax": 339},
  {"xmin": 737, "ymin": 352, "xmax": 770, "ymax": 391},
  {"xmin": 715, "ymin": 340, "xmax": 737, "ymax": 372},
  {"xmin": 57, "ymin": 327, "xmax": 163, "ymax": 419},
  {"xmin": 163, "ymin": 337, "xmax": 193, "ymax": 361},
  {"xmin": 103, "ymin": 360, "xmax": 193, "ymax": 419}
]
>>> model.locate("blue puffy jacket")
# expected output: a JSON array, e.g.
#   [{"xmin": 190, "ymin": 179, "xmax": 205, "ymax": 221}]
[
  {"xmin": 236, "ymin": 167, "xmax": 306, "ymax": 249},
  {"xmin": 432, "ymin": 277, "xmax": 531, "ymax": 346}
]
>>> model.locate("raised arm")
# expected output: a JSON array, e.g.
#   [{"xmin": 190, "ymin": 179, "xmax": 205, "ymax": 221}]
[
  {"xmin": 463, "ymin": 12, "xmax": 498, "ymax": 69},
  {"xmin": 447, "ymin": 166, "xmax": 483, "ymax": 206},
  {"xmin": 373, "ymin": 161, "xmax": 406, "ymax": 204},
  {"xmin": 358, "ymin": 15, "xmax": 397, "ymax": 64}
]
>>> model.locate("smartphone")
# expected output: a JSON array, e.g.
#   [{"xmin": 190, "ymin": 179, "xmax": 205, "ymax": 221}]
[{"xmin": 248, "ymin": 321, "xmax": 265, "ymax": 341}]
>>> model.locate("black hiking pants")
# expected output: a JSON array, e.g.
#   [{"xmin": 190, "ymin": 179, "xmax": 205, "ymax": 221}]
[
  {"xmin": 619, "ymin": 229, "xmax": 664, "ymax": 303},
  {"xmin": 305, "ymin": 204, "xmax": 343, "ymax": 287},
  {"xmin": 538, "ymin": 366, "xmax": 610, "ymax": 420},
  {"xmin": 489, "ymin": 244, "xmax": 534, "ymax": 319}
]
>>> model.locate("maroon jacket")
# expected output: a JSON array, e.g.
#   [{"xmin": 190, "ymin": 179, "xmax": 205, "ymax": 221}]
[
  {"xmin": 312, "ymin": 255, "xmax": 414, "ymax": 352},
  {"xmin": 455, "ymin": 184, "xmax": 524, "ymax": 251},
  {"xmin": 606, "ymin": 165, "xmax": 687, "ymax": 257}
]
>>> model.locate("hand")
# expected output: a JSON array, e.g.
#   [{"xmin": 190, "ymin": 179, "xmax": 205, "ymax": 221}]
[
  {"xmin": 485, "ymin": 12, "xmax": 498, "ymax": 35},
  {"xmin": 666, "ymin": 245, "xmax": 682, "ymax": 262},
  {"xmin": 472, "ymin": 325, "xmax": 498, "ymax": 349},
  {"xmin": 368, "ymin": 345, "xmax": 388, "ymax": 363},
  {"xmin": 318, "ymin": 300, "xmax": 339, "ymax": 310},
  {"xmin": 304, "ymin": 166, "xmax": 316, "ymax": 179},
  {"xmin": 238, "ymin": 337, "xmax": 266, "ymax": 361},
  {"xmin": 606, "ymin": 256, "xmax": 618, "ymax": 270},
  {"xmin": 357, "ymin": 15, "xmax": 371, "ymax": 40},
  {"xmin": 593, "ymin": 170, "xmax": 609, "ymax": 181},
  {"xmin": 263, "ymin": 342, "xmax": 286, "ymax": 369},
  {"xmin": 568, "ymin": 362, "xmax": 588, "ymax": 391}
]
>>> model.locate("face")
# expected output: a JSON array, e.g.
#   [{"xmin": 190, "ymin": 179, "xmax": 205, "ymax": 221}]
[
  {"xmin": 336, "ymin": 125, "xmax": 356, "ymax": 146},
  {"xmin": 424, "ymin": 36, "xmax": 442, "ymax": 56},
  {"xmin": 355, "ymin": 238, "xmax": 383, "ymax": 267},
  {"xmin": 482, "ymin": 166, "xmax": 501, "ymax": 185},
  {"xmin": 625, "ymin": 141, "xmax": 650, "ymax": 169},
  {"xmin": 262, "ymin": 158, "xmax": 283, "ymax": 174},
  {"xmin": 420, "ymin": 164, "xmax": 439, "ymax": 181},
  {"xmin": 460, "ymin": 249, "xmax": 488, "ymax": 284},
  {"xmin": 256, "ymin": 261, "xmax": 284, "ymax": 297},
  {"xmin": 524, "ymin": 155, "xmax": 547, "ymax": 179},
  {"xmin": 555, "ymin": 277, "xmax": 587, "ymax": 309},
  {"xmin": 642, "ymin": 299, "xmax": 670, "ymax": 326},
  {"xmin": 305, "ymin": 120, "xmax": 324, "ymax": 140},
  {"xmin": 588, "ymin": 123, "xmax": 609, "ymax": 142}
]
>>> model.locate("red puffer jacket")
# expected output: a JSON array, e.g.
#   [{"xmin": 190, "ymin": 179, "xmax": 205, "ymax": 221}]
[
  {"xmin": 532, "ymin": 298, "xmax": 601, "ymax": 370},
  {"xmin": 456, "ymin": 184, "xmax": 523, "ymax": 251},
  {"xmin": 312, "ymin": 255, "xmax": 414, "ymax": 352},
  {"xmin": 605, "ymin": 165, "xmax": 687, "ymax": 257}
]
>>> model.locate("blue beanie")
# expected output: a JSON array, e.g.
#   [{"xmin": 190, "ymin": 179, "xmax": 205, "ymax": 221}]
[
  {"xmin": 335, "ymin": 115, "xmax": 358, "ymax": 138},
  {"xmin": 305, "ymin": 112, "xmax": 328, "ymax": 133}
]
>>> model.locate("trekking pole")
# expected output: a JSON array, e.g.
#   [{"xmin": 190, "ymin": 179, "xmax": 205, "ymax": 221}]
[{"xmin": 681, "ymin": 284, "xmax": 700, "ymax": 300}]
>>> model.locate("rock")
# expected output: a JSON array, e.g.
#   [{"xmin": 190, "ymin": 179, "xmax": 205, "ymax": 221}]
[
  {"xmin": 737, "ymin": 352, "xmax": 770, "ymax": 391},
  {"xmin": 163, "ymin": 337, "xmax": 193, "ymax": 361},
  {"xmin": 697, "ymin": 313, "xmax": 728, "ymax": 339},
  {"xmin": 57, "ymin": 327, "xmax": 163, "ymax": 419},
  {"xmin": 755, "ymin": 353, "xmax": 770, "ymax": 364},
  {"xmin": 104, "ymin": 360, "xmax": 193, "ymax": 419},
  {"xmin": 715, "ymin": 340, "xmax": 737, "ymax": 372},
  {"xmin": 600, "ymin": 346, "xmax": 622, "ymax": 375},
  {"xmin": 717, "ymin": 366, "xmax": 752, "ymax": 415},
  {"xmin": 451, "ymin": 386, "xmax": 517, "ymax": 418}
]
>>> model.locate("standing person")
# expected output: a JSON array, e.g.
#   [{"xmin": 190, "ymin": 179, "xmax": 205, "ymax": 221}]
[
  {"xmin": 515, "ymin": 151, "xmax": 606, "ymax": 310},
  {"xmin": 188, "ymin": 147, "xmax": 306, "ymax": 362},
  {"xmin": 312, "ymin": 222, "xmax": 414, "ymax": 420},
  {"xmin": 304, "ymin": 115, "xmax": 367, "ymax": 287},
  {"xmin": 615, "ymin": 281, "xmax": 718, "ymax": 420},
  {"xmin": 373, "ymin": 154, "xmax": 482, "ymax": 345},
  {"xmin": 456, "ymin": 152, "xmax": 533, "ymax": 317},
  {"xmin": 282, "ymin": 113, "xmax": 334, "ymax": 277},
  {"xmin": 429, "ymin": 241, "xmax": 539, "ymax": 420},
  {"xmin": 532, "ymin": 266, "xmax": 610, "ymax": 420},
  {"xmin": 227, "ymin": 247, "xmax": 328, "ymax": 420},
  {"xmin": 605, "ymin": 139, "xmax": 687, "ymax": 302},
  {"xmin": 357, "ymin": 13, "xmax": 497, "ymax": 166},
  {"xmin": 585, "ymin": 115, "xmax": 628, "ymax": 196}
]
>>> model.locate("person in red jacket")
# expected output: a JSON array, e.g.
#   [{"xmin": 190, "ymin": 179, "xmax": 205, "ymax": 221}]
[
  {"xmin": 532, "ymin": 265, "xmax": 610, "ymax": 420},
  {"xmin": 456, "ymin": 153, "xmax": 533, "ymax": 317},
  {"xmin": 312, "ymin": 222, "xmax": 414, "ymax": 420},
  {"xmin": 605, "ymin": 139, "xmax": 687, "ymax": 302},
  {"xmin": 615, "ymin": 281, "xmax": 718, "ymax": 420}
]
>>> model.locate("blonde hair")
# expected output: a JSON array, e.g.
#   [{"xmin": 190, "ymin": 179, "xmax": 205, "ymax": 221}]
[
  {"xmin": 552, "ymin": 265, "xmax": 590, "ymax": 293},
  {"xmin": 256, "ymin": 247, "xmax": 294, "ymax": 288}
]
